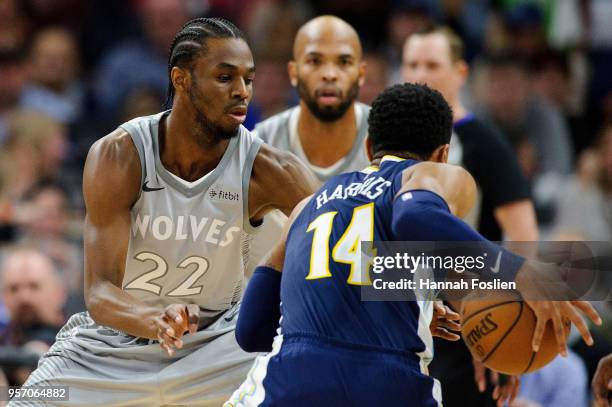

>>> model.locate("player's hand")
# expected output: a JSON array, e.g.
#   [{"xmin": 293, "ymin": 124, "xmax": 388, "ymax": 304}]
[
  {"xmin": 592, "ymin": 353, "xmax": 612, "ymax": 407},
  {"xmin": 525, "ymin": 299, "xmax": 599, "ymax": 356},
  {"xmin": 430, "ymin": 301, "xmax": 461, "ymax": 341},
  {"xmin": 472, "ymin": 359, "xmax": 520, "ymax": 407},
  {"xmin": 515, "ymin": 263, "xmax": 602, "ymax": 354},
  {"xmin": 155, "ymin": 304, "xmax": 199, "ymax": 356}
]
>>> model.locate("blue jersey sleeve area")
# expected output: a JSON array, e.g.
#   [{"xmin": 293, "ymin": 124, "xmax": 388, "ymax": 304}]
[
  {"xmin": 235, "ymin": 266, "xmax": 282, "ymax": 352},
  {"xmin": 391, "ymin": 190, "xmax": 524, "ymax": 282}
]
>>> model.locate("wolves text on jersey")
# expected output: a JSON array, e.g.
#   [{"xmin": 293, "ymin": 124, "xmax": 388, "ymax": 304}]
[
  {"xmin": 131, "ymin": 214, "xmax": 240, "ymax": 246},
  {"xmin": 315, "ymin": 176, "xmax": 392, "ymax": 209}
]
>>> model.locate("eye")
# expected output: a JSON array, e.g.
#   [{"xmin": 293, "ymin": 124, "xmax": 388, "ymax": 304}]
[
  {"xmin": 218, "ymin": 74, "xmax": 232, "ymax": 82},
  {"xmin": 245, "ymin": 77, "xmax": 254, "ymax": 85},
  {"xmin": 307, "ymin": 56, "xmax": 321, "ymax": 66},
  {"xmin": 339, "ymin": 57, "xmax": 352, "ymax": 66}
]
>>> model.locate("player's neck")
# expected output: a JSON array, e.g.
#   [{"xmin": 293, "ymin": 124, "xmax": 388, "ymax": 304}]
[
  {"xmin": 297, "ymin": 102, "xmax": 358, "ymax": 168},
  {"xmin": 161, "ymin": 110, "xmax": 230, "ymax": 181},
  {"xmin": 451, "ymin": 100, "xmax": 468, "ymax": 123}
]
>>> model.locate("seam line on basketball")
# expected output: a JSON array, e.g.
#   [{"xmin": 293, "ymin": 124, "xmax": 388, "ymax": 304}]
[
  {"xmin": 481, "ymin": 300, "xmax": 524, "ymax": 364},
  {"xmin": 461, "ymin": 299, "xmax": 520, "ymax": 325}
]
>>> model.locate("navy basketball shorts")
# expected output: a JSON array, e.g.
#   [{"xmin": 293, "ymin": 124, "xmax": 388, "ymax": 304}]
[{"xmin": 226, "ymin": 334, "xmax": 442, "ymax": 406}]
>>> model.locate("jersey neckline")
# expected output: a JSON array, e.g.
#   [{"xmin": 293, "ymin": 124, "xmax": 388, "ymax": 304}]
[{"xmin": 151, "ymin": 110, "xmax": 240, "ymax": 198}]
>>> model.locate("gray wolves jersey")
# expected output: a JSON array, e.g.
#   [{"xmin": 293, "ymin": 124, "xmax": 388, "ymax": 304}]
[
  {"xmin": 247, "ymin": 103, "xmax": 370, "ymax": 272},
  {"xmin": 12, "ymin": 112, "xmax": 262, "ymax": 407},
  {"xmin": 252, "ymin": 102, "xmax": 370, "ymax": 183},
  {"xmin": 121, "ymin": 111, "xmax": 262, "ymax": 316}
]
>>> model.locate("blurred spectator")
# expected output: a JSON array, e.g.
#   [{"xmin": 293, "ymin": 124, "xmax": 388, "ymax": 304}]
[
  {"xmin": 474, "ymin": 54, "xmax": 574, "ymax": 222},
  {"xmin": 17, "ymin": 181, "xmax": 82, "ymax": 294},
  {"xmin": 0, "ymin": 246, "xmax": 67, "ymax": 384},
  {"xmin": 554, "ymin": 124, "xmax": 612, "ymax": 241},
  {"xmin": 0, "ymin": 110, "xmax": 68, "ymax": 203},
  {"xmin": 532, "ymin": 49, "xmax": 590, "ymax": 153},
  {"xmin": 439, "ymin": 0, "xmax": 488, "ymax": 62},
  {"xmin": 0, "ymin": 369, "xmax": 6, "ymax": 407},
  {"xmin": 247, "ymin": 0, "xmax": 310, "ymax": 62},
  {"xmin": 118, "ymin": 87, "xmax": 165, "ymax": 125},
  {"xmin": 0, "ymin": 0, "xmax": 30, "ymax": 49},
  {"xmin": 94, "ymin": 0, "xmax": 189, "ymax": 118},
  {"xmin": 0, "ymin": 302, "xmax": 7, "ymax": 338},
  {"xmin": 385, "ymin": 0, "xmax": 435, "ymax": 84},
  {"xmin": 21, "ymin": 0, "xmax": 86, "ymax": 33},
  {"xmin": 502, "ymin": 3, "xmax": 547, "ymax": 60},
  {"xmin": 358, "ymin": 52, "xmax": 388, "ymax": 105},
  {"xmin": 511, "ymin": 351, "xmax": 589, "ymax": 407},
  {"xmin": 0, "ymin": 46, "xmax": 28, "ymax": 144},
  {"xmin": 21, "ymin": 27, "xmax": 84, "ymax": 125},
  {"xmin": 251, "ymin": 59, "xmax": 292, "ymax": 120}
]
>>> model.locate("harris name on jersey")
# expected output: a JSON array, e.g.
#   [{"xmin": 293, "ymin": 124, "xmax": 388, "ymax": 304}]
[{"xmin": 315, "ymin": 175, "xmax": 392, "ymax": 209}]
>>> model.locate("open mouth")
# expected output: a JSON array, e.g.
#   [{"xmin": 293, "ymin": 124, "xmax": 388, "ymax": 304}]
[
  {"xmin": 317, "ymin": 89, "xmax": 341, "ymax": 105},
  {"xmin": 227, "ymin": 106, "xmax": 247, "ymax": 123}
]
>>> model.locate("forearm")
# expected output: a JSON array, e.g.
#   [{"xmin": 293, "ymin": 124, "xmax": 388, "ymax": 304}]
[
  {"xmin": 235, "ymin": 266, "xmax": 282, "ymax": 352},
  {"xmin": 86, "ymin": 281, "xmax": 162, "ymax": 339}
]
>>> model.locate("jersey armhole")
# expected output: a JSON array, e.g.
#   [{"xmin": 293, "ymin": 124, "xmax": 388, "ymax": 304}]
[
  {"xmin": 242, "ymin": 137, "xmax": 264, "ymax": 234},
  {"xmin": 119, "ymin": 124, "xmax": 147, "ymax": 201}
]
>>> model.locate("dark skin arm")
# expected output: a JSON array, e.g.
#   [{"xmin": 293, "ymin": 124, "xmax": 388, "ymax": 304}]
[
  {"xmin": 83, "ymin": 130, "xmax": 196, "ymax": 354},
  {"xmin": 248, "ymin": 143, "xmax": 320, "ymax": 222}
]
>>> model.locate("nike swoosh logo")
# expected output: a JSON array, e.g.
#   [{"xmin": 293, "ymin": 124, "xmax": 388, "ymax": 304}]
[
  {"xmin": 490, "ymin": 251, "xmax": 502, "ymax": 274},
  {"xmin": 142, "ymin": 181, "xmax": 164, "ymax": 192}
]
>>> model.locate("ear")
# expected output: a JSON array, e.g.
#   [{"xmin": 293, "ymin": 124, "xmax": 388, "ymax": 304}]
[
  {"xmin": 358, "ymin": 60, "xmax": 366, "ymax": 87},
  {"xmin": 427, "ymin": 144, "xmax": 449, "ymax": 163},
  {"xmin": 364, "ymin": 135, "xmax": 374, "ymax": 162},
  {"xmin": 171, "ymin": 66, "xmax": 191, "ymax": 95},
  {"xmin": 455, "ymin": 60, "xmax": 469, "ymax": 86},
  {"xmin": 288, "ymin": 60, "xmax": 298, "ymax": 87}
]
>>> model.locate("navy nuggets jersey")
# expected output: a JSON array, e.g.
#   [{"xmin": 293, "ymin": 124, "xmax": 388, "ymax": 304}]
[
  {"xmin": 280, "ymin": 155, "xmax": 435, "ymax": 362},
  {"xmin": 226, "ymin": 156, "xmax": 442, "ymax": 407}
]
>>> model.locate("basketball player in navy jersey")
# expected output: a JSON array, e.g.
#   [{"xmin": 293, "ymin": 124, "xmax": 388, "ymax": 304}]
[{"xmin": 225, "ymin": 83, "xmax": 601, "ymax": 407}]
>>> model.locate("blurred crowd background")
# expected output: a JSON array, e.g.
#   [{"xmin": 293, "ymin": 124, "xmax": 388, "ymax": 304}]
[{"xmin": 0, "ymin": 0, "xmax": 610, "ymax": 403}]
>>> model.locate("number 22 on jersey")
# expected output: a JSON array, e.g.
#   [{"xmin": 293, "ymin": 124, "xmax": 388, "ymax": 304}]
[{"xmin": 306, "ymin": 203, "xmax": 374, "ymax": 285}]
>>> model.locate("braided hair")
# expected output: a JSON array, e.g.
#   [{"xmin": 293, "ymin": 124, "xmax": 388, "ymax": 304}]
[{"xmin": 165, "ymin": 17, "xmax": 246, "ymax": 107}]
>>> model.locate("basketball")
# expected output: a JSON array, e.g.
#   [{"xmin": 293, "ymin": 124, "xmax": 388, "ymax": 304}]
[{"xmin": 461, "ymin": 290, "xmax": 570, "ymax": 375}]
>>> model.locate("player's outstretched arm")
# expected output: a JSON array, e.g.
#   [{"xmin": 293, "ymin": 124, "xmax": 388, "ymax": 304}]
[
  {"xmin": 248, "ymin": 144, "xmax": 319, "ymax": 221},
  {"xmin": 391, "ymin": 164, "xmax": 601, "ymax": 355},
  {"xmin": 83, "ymin": 130, "xmax": 173, "ymax": 341}
]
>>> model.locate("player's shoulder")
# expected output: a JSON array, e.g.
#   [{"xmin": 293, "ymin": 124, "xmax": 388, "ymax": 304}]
[
  {"xmin": 404, "ymin": 161, "xmax": 472, "ymax": 180},
  {"xmin": 355, "ymin": 101, "xmax": 371, "ymax": 115},
  {"xmin": 254, "ymin": 142, "xmax": 307, "ymax": 178},
  {"xmin": 84, "ymin": 127, "xmax": 142, "ymax": 208},
  {"xmin": 88, "ymin": 127, "xmax": 139, "ymax": 166},
  {"xmin": 252, "ymin": 106, "xmax": 298, "ymax": 142}
]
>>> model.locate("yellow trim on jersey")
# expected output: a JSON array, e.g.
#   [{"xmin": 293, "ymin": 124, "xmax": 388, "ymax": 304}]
[
  {"xmin": 361, "ymin": 165, "xmax": 379, "ymax": 174},
  {"xmin": 380, "ymin": 154, "xmax": 406, "ymax": 164}
]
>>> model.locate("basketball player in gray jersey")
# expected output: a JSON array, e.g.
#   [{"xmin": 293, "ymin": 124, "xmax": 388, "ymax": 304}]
[
  {"xmin": 249, "ymin": 16, "xmax": 370, "ymax": 270},
  {"xmin": 13, "ymin": 18, "xmax": 317, "ymax": 407}
]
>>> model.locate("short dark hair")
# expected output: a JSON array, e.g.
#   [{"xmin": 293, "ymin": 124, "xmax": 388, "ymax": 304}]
[
  {"xmin": 166, "ymin": 17, "xmax": 246, "ymax": 106},
  {"xmin": 368, "ymin": 83, "xmax": 453, "ymax": 159},
  {"xmin": 414, "ymin": 25, "xmax": 465, "ymax": 62}
]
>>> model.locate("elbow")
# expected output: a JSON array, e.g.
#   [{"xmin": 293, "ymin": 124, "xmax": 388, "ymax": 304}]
[
  {"xmin": 84, "ymin": 284, "xmax": 105, "ymax": 324},
  {"xmin": 235, "ymin": 319, "xmax": 272, "ymax": 353}
]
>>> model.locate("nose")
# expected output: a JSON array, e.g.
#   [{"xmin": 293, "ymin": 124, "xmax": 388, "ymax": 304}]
[
  {"xmin": 231, "ymin": 78, "xmax": 249, "ymax": 100},
  {"xmin": 405, "ymin": 65, "xmax": 426, "ymax": 83},
  {"xmin": 321, "ymin": 62, "xmax": 339, "ymax": 82}
]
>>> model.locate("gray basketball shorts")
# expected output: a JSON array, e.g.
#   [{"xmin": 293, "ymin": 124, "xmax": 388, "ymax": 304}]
[{"xmin": 8, "ymin": 303, "xmax": 256, "ymax": 407}]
